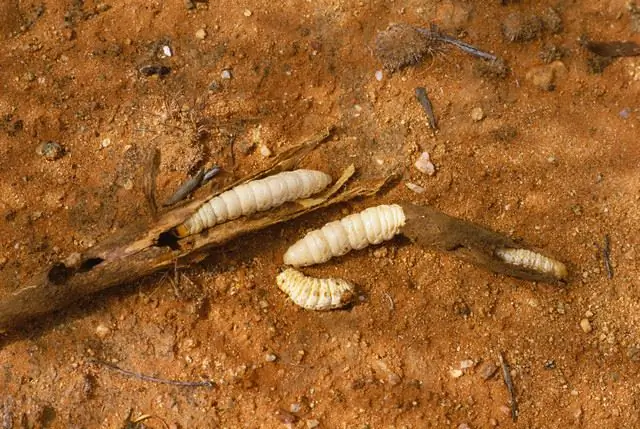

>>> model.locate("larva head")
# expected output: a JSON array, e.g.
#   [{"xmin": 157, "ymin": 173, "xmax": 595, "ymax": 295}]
[
  {"xmin": 552, "ymin": 261, "xmax": 569, "ymax": 281},
  {"xmin": 174, "ymin": 223, "xmax": 191, "ymax": 238}
]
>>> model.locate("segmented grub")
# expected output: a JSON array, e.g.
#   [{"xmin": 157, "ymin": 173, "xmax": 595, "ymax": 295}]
[
  {"xmin": 495, "ymin": 248, "xmax": 568, "ymax": 280},
  {"xmin": 283, "ymin": 204, "xmax": 406, "ymax": 267},
  {"xmin": 276, "ymin": 268, "xmax": 355, "ymax": 311},
  {"xmin": 174, "ymin": 169, "xmax": 332, "ymax": 237}
]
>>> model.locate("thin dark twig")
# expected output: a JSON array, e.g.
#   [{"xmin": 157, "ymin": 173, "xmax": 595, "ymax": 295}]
[
  {"xmin": 415, "ymin": 87, "xmax": 438, "ymax": 130},
  {"xmin": 163, "ymin": 168, "xmax": 205, "ymax": 206},
  {"xmin": 499, "ymin": 352, "xmax": 518, "ymax": 422},
  {"xmin": 416, "ymin": 25, "xmax": 498, "ymax": 61},
  {"xmin": 603, "ymin": 234, "xmax": 613, "ymax": 280},
  {"xmin": 90, "ymin": 359, "xmax": 214, "ymax": 388},
  {"xmin": 143, "ymin": 148, "xmax": 161, "ymax": 219}
]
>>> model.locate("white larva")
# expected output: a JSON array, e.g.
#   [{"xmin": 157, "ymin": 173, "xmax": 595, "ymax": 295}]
[
  {"xmin": 283, "ymin": 204, "xmax": 406, "ymax": 267},
  {"xmin": 175, "ymin": 169, "xmax": 332, "ymax": 237},
  {"xmin": 495, "ymin": 248, "xmax": 568, "ymax": 280},
  {"xmin": 276, "ymin": 268, "xmax": 355, "ymax": 310}
]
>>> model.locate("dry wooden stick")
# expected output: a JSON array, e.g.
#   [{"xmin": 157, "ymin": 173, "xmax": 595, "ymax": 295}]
[
  {"xmin": 399, "ymin": 203, "xmax": 568, "ymax": 284},
  {"xmin": 0, "ymin": 127, "xmax": 391, "ymax": 330}
]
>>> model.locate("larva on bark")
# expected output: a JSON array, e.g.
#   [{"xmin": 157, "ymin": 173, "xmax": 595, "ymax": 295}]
[
  {"xmin": 175, "ymin": 169, "xmax": 332, "ymax": 237},
  {"xmin": 495, "ymin": 248, "xmax": 568, "ymax": 280},
  {"xmin": 283, "ymin": 204, "xmax": 406, "ymax": 267},
  {"xmin": 276, "ymin": 268, "xmax": 355, "ymax": 310}
]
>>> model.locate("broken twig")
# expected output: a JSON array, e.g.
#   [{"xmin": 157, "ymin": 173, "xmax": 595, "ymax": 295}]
[
  {"xmin": 603, "ymin": 234, "xmax": 613, "ymax": 280},
  {"xmin": 90, "ymin": 359, "xmax": 214, "ymax": 388},
  {"xmin": 142, "ymin": 148, "xmax": 161, "ymax": 220},
  {"xmin": 499, "ymin": 352, "xmax": 518, "ymax": 422},
  {"xmin": 415, "ymin": 87, "xmax": 438, "ymax": 130},
  {"xmin": 163, "ymin": 168, "xmax": 206, "ymax": 206}
]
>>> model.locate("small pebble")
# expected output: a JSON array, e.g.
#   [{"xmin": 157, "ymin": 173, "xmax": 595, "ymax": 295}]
[
  {"xmin": 243, "ymin": 9, "xmax": 252, "ymax": 17},
  {"xmin": 414, "ymin": 152, "xmax": 435, "ymax": 176},
  {"xmin": 306, "ymin": 419, "xmax": 319, "ymax": 429},
  {"xmin": 458, "ymin": 424, "xmax": 471, "ymax": 429},
  {"xmin": 619, "ymin": 108, "xmax": 631, "ymax": 119},
  {"xmin": 184, "ymin": 0, "xmax": 195, "ymax": 10},
  {"xmin": 290, "ymin": 403, "xmax": 302, "ymax": 413},
  {"xmin": 221, "ymin": 69, "xmax": 232, "ymax": 79},
  {"xmin": 460, "ymin": 359, "xmax": 475, "ymax": 369},
  {"xmin": 405, "ymin": 182, "xmax": 426, "ymax": 194},
  {"xmin": 36, "ymin": 141, "xmax": 64, "ymax": 160},
  {"xmin": 139, "ymin": 65, "xmax": 171, "ymax": 77},
  {"xmin": 478, "ymin": 361, "xmax": 499, "ymax": 380},
  {"xmin": 265, "ymin": 353, "xmax": 277, "ymax": 362},
  {"xmin": 450, "ymin": 369, "xmax": 464, "ymax": 378},
  {"xmin": 580, "ymin": 318, "xmax": 592, "ymax": 333},
  {"xmin": 122, "ymin": 178, "xmax": 134, "ymax": 191},
  {"xmin": 195, "ymin": 28, "xmax": 207, "ymax": 40},
  {"xmin": 161, "ymin": 45, "xmax": 172, "ymax": 57},
  {"xmin": 95, "ymin": 323, "xmax": 111, "ymax": 338},
  {"xmin": 470, "ymin": 107, "xmax": 484, "ymax": 122},
  {"xmin": 525, "ymin": 61, "xmax": 567, "ymax": 91},
  {"xmin": 259, "ymin": 145, "xmax": 272, "ymax": 158},
  {"xmin": 101, "ymin": 138, "xmax": 111, "ymax": 148},
  {"xmin": 373, "ymin": 247, "xmax": 388, "ymax": 258},
  {"xmin": 375, "ymin": 70, "xmax": 383, "ymax": 81}
]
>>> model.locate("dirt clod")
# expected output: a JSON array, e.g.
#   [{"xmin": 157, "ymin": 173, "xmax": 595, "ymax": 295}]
[{"xmin": 36, "ymin": 141, "xmax": 65, "ymax": 160}]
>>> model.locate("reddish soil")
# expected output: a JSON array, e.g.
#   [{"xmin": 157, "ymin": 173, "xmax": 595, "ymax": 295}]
[{"xmin": 1, "ymin": 1, "xmax": 639, "ymax": 428}]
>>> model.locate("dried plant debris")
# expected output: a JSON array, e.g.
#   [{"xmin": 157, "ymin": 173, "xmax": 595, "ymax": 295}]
[
  {"xmin": 374, "ymin": 23, "xmax": 497, "ymax": 71},
  {"xmin": 539, "ymin": 44, "xmax": 566, "ymax": 64},
  {"xmin": 472, "ymin": 57, "xmax": 509, "ymax": 79},
  {"xmin": 374, "ymin": 23, "xmax": 442, "ymax": 71},
  {"xmin": 502, "ymin": 12, "xmax": 544, "ymax": 42},
  {"xmin": 541, "ymin": 7, "xmax": 563, "ymax": 34}
]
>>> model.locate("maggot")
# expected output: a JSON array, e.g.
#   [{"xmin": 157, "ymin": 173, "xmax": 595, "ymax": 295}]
[
  {"xmin": 276, "ymin": 268, "xmax": 355, "ymax": 311},
  {"xmin": 175, "ymin": 169, "xmax": 332, "ymax": 237},
  {"xmin": 495, "ymin": 248, "xmax": 568, "ymax": 280},
  {"xmin": 283, "ymin": 204, "xmax": 406, "ymax": 267}
]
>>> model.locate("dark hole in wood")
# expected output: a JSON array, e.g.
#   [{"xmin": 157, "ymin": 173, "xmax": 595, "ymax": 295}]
[
  {"xmin": 157, "ymin": 230, "xmax": 181, "ymax": 250},
  {"xmin": 48, "ymin": 263, "xmax": 71, "ymax": 285},
  {"xmin": 78, "ymin": 257, "xmax": 104, "ymax": 273}
]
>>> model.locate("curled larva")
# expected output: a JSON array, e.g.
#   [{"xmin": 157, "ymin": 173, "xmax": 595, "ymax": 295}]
[
  {"xmin": 495, "ymin": 248, "xmax": 568, "ymax": 280},
  {"xmin": 276, "ymin": 268, "xmax": 355, "ymax": 311},
  {"xmin": 283, "ymin": 204, "xmax": 406, "ymax": 267},
  {"xmin": 175, "ymin": 169, "xmax": 332, "ymax": 237}
]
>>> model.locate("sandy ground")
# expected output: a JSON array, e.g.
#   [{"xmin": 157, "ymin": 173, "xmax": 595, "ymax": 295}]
[{"xmin": 1, "ymin": 0, "xmax": 639, "ymax": 428}]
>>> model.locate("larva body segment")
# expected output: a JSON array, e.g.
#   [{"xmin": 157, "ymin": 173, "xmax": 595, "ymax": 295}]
[
  {"xmin": 276, "ymin": 268, "xmax": 355, "ymax": 311},
  {"xmin": 175, "ymin": 169, "xmax": 332, "ymax": 237},
  {"xmin": 495, "ymin": 248, "xmax": 568, "ymax": 280},
  {"xmin": 283, "ymin": 204, "xmax": 406, "ymax": 267}
]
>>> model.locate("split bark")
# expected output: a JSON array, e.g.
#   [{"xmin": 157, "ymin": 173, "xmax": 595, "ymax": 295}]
[{"xmin": 0, "ymin": 128, "xmax": 391, "ymax": 330}]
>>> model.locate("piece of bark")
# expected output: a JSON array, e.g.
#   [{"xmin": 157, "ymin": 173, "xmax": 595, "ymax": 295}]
[
  {"xmin": 0, "ymin": 127, "xmax": 392, "ymax": 330},
  {"xmin": 583, "ymin": 40, "xmax": 640, "ymax": 57},
  {"xmin": 399, "ymin": 203, "xmax": 568, "ymax": 284}
]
